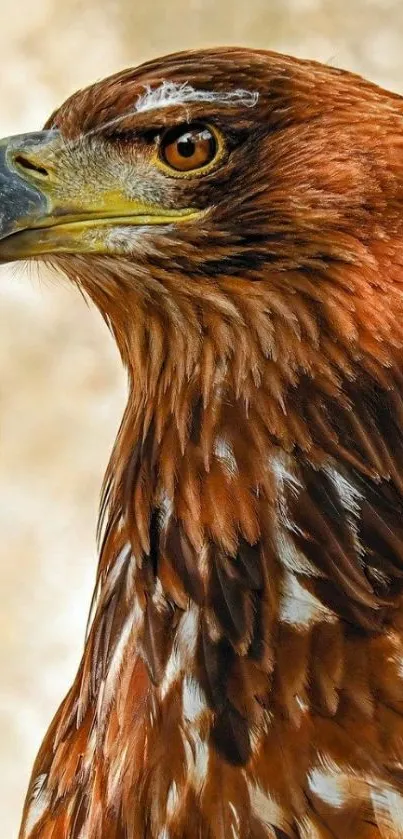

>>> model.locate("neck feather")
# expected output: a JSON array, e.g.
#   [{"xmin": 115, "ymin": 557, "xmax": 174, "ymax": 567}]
[{"xmin": 22, "ymin": 242, "xmax": 403, "ymax": 838}]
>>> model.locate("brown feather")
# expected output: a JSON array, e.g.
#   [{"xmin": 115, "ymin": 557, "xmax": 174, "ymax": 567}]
[{"xmin": 14, "ymin": 46, "xmax": 403, "ymax": 838}]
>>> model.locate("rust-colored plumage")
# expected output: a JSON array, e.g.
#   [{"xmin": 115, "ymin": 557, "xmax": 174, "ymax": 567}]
[{"xmin": 4, "ymin": 47, "xmax": 403, "ymax": 838}]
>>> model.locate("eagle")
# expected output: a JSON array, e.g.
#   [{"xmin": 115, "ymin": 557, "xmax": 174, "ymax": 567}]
[{"xmin": 1, "ymin": 46, "xmax": 403, "ymax": 839}]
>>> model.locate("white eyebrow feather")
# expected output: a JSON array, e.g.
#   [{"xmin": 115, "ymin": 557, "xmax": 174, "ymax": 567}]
[
  {"xmin": 135, "ymin": 81, "xmax": 259, "ymax": 114},
  {"xmin": 59, "ymin": 80, "xmax": 259, "ymax": 152}
]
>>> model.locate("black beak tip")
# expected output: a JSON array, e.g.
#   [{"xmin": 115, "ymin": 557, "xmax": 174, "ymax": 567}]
[{"xmin": 0, "ymin": 131, "xmax": 57, "ymax": 241}]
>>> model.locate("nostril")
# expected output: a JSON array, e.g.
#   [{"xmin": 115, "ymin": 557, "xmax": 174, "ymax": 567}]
[{"xmin": 13, "ymin": 153, "xmax": 49, "ymax": 177}]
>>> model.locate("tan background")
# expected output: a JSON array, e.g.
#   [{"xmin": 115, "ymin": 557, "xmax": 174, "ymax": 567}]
[{"xmin": 1, "ymin": 0, "xmax": 403, "ymax": 834}]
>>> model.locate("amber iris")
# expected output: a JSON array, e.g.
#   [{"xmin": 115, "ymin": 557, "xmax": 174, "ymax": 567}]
[{"xmin": 160, "ymin": 123, "xmax": 217, "ymax": 172}]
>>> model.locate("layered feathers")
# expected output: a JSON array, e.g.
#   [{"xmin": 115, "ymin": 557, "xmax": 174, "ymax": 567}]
[{"xmin": 18, "ymin": 48, "xmax": 403, "ymax": 838}]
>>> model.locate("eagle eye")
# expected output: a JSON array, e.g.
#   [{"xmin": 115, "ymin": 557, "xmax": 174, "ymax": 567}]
[{"xmin": 159, "ymin": 123, "xmax": 219, "ymax": 173}]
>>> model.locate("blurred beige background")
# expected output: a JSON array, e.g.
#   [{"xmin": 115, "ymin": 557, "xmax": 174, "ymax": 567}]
[{"xmin": 1, "ymin": 0, "xmax": 403, "ymax": 834}]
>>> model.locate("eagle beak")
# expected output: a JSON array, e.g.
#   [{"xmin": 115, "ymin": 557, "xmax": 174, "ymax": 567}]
[
  {"xmin": 0, "ymin": 130, "xmax": 199, "ymax": 262},
  {"xmin": 0, "ymin": 131, "xmax": 56, "ymax": 255}
]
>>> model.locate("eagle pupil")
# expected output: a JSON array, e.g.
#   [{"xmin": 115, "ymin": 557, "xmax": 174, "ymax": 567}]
[{"xmin": 177, "ymin": 135, "xmax": 196, "ymax": 158}]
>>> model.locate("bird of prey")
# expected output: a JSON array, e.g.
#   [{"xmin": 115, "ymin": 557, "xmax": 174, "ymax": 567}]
[{"xmin": 2, "ymin": 46, "xmax": 403, "ymax": 839}]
